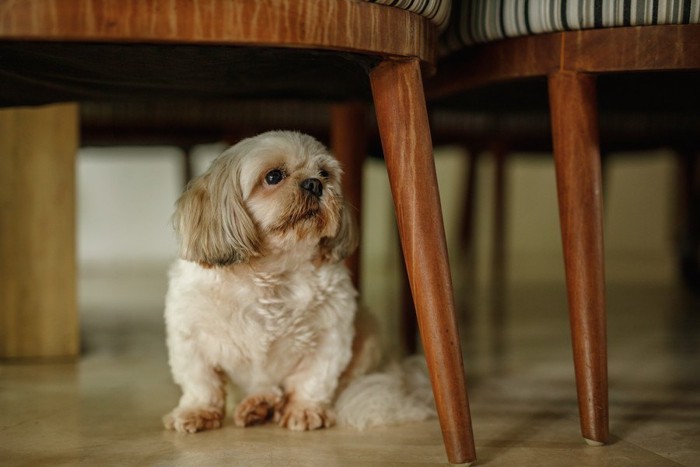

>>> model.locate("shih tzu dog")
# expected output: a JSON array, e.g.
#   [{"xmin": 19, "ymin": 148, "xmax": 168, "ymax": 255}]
[{"xmin": 163, "ymin": 131, "xmax": 434, "ymax": 434}]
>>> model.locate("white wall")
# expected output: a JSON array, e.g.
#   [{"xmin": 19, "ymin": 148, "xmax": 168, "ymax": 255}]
[{"xmin": 78, "ymin": 147, "xmax": 182, "ymax": 269}]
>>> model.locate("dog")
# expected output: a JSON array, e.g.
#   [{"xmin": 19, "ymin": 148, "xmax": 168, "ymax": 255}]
[{"xmin": 163, "ymin": 131, "xmax": 434, "ymax": 434}]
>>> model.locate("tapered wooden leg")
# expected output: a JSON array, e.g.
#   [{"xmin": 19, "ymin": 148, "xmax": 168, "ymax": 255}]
[
  {"xmin": 676, "ymin": 149, "xmax": 700, "ymax": 290},
  {"xmin": 459, "ymin": 150, "xmax": 479, "ymax": 260},
  {"xmin": 491, "ymin": 144, "xmax": 507, "ymax": 287},
  {"xmin": 0, "ymin": 103, "xmax": 79, "ymax": 359},
  {"xmin": 330, "ymin": 102, "xmax": 368, "ymax": 290},
  {"xmin": 399, "ymin": 245, "xmax": 418, "ymax": 355},
  {"xmin": 548, "ymin": 71, "xmax": 609, "ymax": 445},
  {"xmin": 370, "ymin": 59, "xmax": 476, "ymax": 465},
  {"xmin": 182, "ymin": 145, "xmax": 195, "ymax": 187},
  {"xmin": 490, "ymin": 145, "xmax": 508, "ymax": 370}
]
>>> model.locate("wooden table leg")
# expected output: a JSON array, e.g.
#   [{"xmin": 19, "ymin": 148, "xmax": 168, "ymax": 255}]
[
  {"xmin": 0, "ymin": 103, "xmax": 79, "ymax": 359},
  {"xmin": 370, "ymin": 58, "xmax": 476, "ymax": 466},
  {"xmin": 549, "ymin": 71, "xmax": 609, "ymax": 445}
]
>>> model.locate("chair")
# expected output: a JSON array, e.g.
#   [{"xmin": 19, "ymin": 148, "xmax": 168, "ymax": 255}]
[
  {"xmin": 0, "ymin": 1, "xmax": 474, "ymax": 464},
  {"xmin": 427, "ymin": 0, "xmax": 700, "ymax": 448}
]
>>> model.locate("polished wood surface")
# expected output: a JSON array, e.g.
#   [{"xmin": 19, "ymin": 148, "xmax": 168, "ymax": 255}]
[
  {"xmin": 0, "ymin": 103, "xmax": 79, "ymax": 359},
  {"xmin": 429, "ymin": 24, "xmax": 700, "ymax": 100},
  {"xmin": 560, "ymin": 24, "xmax": 700, "ymax": 73},
  {"xmin": 0, "ymin": 0, "xmax": 438, "ymax": 107},
  {"xmin": 549, "ymin": 71, "xmax": 609, "ymax": 444},
  {"xmin": 370, "ymin": 58, "xmax": 476, "ymax": 465},
  {"xmin": 0, "ymin": 0, "xmax": 436, "ymax": 67}
]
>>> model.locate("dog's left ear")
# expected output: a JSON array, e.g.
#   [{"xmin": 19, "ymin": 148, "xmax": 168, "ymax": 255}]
[
  {"xmin": 318, "ymin": 201, "xmax": 359, "ymax": 263},
  {"xmin": 173, "ymin": 167, "xmax": 261, "ymax": 267}
]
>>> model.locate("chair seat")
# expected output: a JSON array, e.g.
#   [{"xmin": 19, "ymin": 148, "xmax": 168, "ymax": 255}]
[
  {"xmin": 0, "ymin": 0, "xmax": 441, "ymax": 108},
  {"xmin": 443, "ymin": 0, "xmax": 700, "ymax": 48},
  {"xmin": 0, "ymin": 44, "xmax": 378, "ymax": 107}
]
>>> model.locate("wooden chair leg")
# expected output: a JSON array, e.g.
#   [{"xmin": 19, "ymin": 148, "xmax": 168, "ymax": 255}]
[
  {"xmin": 460, "ymin": 149, "xmax": 479, "ymax": 262},
  {"xmin": 548, "ymin": 71, "xmax": 609, "ymax": 445},
  {"xmin": 182, "ymin": 145, "xmax": 195, "ymax": 187},
  {"xmin": 0, "ymin": 103, "xmax": 79, "ymax": 359},
  {"xmin": 399, "ymin": 245, "xmax": 418, "ymax": 355},
  {"xmin": 490, "ymin": 144, "xmax": 508, "ymax": 370},
  {"xmin": 330, "ymin": 102, "xmax": 368, "ymax": 290},
  {"xmin": 491, "ymin": 144, "xmax": 507, "ymax": 286},
  {"xmin": 676, "ymin": 148, "xmax": 700, "ymax": 290},
  {"xmin": 370, "ymin": 58, "xmax": 476, "ymax": 466}
]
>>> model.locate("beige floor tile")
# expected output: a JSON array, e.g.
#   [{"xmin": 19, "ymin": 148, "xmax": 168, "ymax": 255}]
[{"xmin": 1, "ymin": 271, "xmax": 699, "ymax": 466}]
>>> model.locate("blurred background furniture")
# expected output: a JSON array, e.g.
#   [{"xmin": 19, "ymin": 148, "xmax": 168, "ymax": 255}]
[
  {"xmin": 79, "ymin": 99, "xmax": 369, "ymax": 288},
  {"xmin": 427, "ymin": 0, "xmax": 700, "ymax": 449},
  {"xmin": 0, "ymin": 1, "xmax": 475, "ymax": 464}
]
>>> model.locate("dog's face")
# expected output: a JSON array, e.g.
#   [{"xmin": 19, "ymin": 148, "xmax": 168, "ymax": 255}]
[{"xmin": 174, "ymin": 131, "xmax": 357, "ymax": 267}]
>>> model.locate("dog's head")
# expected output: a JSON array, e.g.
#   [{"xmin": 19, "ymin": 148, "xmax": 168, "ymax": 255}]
[{"xmin": 174, "ymin": 131, "xmax": 357, "ymax": 267}]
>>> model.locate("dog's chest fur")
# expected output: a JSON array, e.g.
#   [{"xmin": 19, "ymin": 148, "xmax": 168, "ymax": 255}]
[{"xmin": 165, "ymin": 259, "xmax": 347, "ymax": 391}]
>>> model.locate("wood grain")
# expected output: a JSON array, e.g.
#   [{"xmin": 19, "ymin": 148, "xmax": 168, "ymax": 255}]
[
  {"xmin": 0, "ymin": 103, "xmax": 79, "ymax": 359},
  {"xmin": 428, "ymin": 24, "xmax": 700, "ymax": 99},
  {"xmin": 549, "ymin": 71, "xmax": 609, "ymax": 444},
  {"xmin": 370, "ymin": 58, "xmax": 476, "ymax": 465},
  {"xmin": 561, "ymin": 24, "xmax": 700, "ymax": 73},
  {"xmin": 0, "ymin": 0, "xmax": 437, "ymax": 68},
  {"xmin": 428, "ymin": 33, "xmax": 561, "ymax": 99}
]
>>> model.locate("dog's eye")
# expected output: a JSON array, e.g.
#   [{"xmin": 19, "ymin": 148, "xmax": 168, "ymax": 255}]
[
  {"xmin": 265, "ymin": 169, "xmax": 285, "ymax": 185},
  {"xmin": 319, "ymin": 169, "xmax": 330, "ymax": 179}
]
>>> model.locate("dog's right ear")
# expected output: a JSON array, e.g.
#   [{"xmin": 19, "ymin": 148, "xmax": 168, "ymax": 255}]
[
  {"xmin": 173, "ymin": 172, "xmax": 260, "ymax": 267},
  {"xmin": 318, "ymin": 199, "xmax": 359, "ymax": 264}
]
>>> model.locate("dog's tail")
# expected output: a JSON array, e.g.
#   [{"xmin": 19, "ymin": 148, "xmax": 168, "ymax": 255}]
[{"xmin": 335, "ymin": 355, "xmax": 436, "ymax": 429}]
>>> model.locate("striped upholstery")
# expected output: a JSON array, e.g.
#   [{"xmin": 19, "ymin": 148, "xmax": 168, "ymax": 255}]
[
  {"xmin": 443, "ymin": 0, "xmax": 700, "ymax": 48},
  {"xmin": 364, "ymin": 0, "xmax": 452, "ymax": 29}
]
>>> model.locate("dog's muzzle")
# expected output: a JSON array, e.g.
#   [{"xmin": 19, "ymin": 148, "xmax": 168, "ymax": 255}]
[{"xmin": 301, "ymin": 178, "xmax": 323, "ymax": 198}]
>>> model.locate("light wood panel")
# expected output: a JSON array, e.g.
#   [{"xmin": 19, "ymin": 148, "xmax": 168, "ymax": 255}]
[{"xmin": 0, "ymin": 103, "xmax": 79, "ymax": 359}]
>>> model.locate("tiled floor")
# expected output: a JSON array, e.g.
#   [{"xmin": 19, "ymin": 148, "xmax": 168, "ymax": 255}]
[{"xmin": 1, "ymin": 264, "xmax": 699, "ymax": 466}]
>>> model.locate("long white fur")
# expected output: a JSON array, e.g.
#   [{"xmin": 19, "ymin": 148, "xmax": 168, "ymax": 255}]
[
  {"xmin": 163, "ymin": 131, "xmax": 435, "ymax": 433},
  {"xmin": 335, "ymin": 356, "xmax": 436, "ymax": 429}
]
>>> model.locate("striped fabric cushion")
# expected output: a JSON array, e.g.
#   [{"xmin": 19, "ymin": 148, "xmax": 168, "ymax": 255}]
[
  {"xmin": 442, "ymin": 0, "xmax": 700, "ymax": 48},
  {"xmin": 363, "ymin": 0, "xmax": 452, "ymax": 29}
]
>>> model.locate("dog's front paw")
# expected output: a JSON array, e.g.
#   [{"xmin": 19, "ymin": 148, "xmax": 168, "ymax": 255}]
[
  {"xmin": 233, "ymin": 391, "xmax": 284, "ymax": 427},
  {"xmin": 277, "ymin": 401, "xmax": 335, "ymax": 431},
  {"xmin": 163, "ymin": 407, "xmax": 224, "ymax": 433}
]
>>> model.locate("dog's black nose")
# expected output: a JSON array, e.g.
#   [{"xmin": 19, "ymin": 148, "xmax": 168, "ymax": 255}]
[{"xmin": 301, "ymin": 178, "xmax": 323, "ymax": 198}]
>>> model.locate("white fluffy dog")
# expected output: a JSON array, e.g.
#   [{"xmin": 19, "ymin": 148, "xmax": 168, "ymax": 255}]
[{"xmin": 163, "ymin": 131, "xmax": 434, "ymax": 434}]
